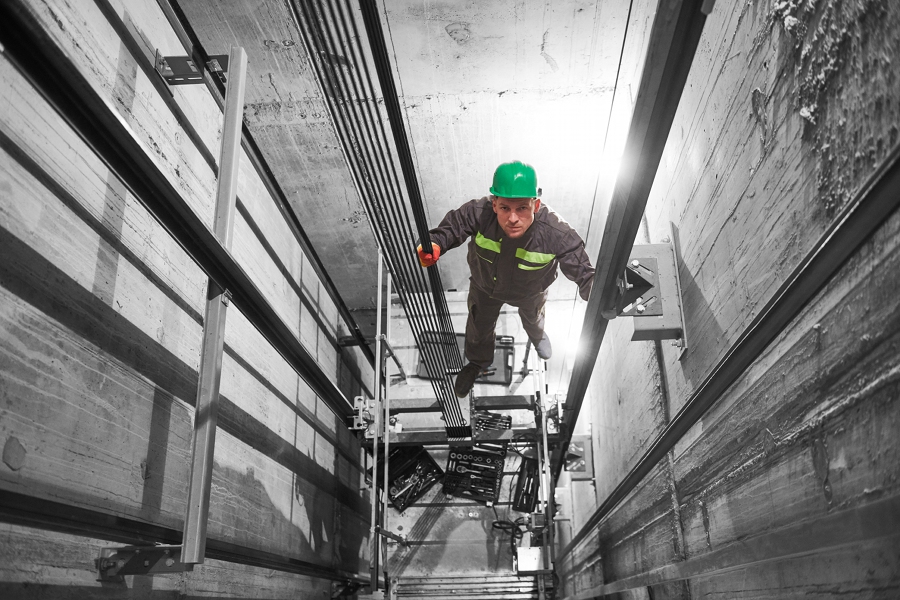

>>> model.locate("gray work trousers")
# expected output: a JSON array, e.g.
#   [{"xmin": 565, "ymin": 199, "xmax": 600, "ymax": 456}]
[{"xmin": 465, "ymin": 285, "xmax": 548, "ymax": 368}]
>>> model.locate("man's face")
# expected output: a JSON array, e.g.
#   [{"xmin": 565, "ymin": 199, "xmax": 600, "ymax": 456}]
[{"xmin": 492, "ymin": 196, "xmax": 541, "ymax": 239}]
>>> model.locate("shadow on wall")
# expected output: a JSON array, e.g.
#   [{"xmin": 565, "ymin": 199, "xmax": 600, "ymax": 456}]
[
  {"xmin": 671, "ymin": 223, "xmax": 724, "ymax": 390},
  {"xmin": 210, "ymin": 463, "xmax": 330, "ymax": 563},
  {"xmin": 0, "ymin": 213, "xmax": 366, "ymax": 569}
]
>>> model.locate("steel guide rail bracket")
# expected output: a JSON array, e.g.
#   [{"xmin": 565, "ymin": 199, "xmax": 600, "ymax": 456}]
[{"xmin": 93, "ymin": 44, "xmax": 247, "ymax": 576}]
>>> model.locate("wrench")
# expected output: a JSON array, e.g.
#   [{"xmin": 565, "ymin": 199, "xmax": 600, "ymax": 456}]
[{"xmin": 456, "ymin": 464, "xmax": 495, "ymax": 474}]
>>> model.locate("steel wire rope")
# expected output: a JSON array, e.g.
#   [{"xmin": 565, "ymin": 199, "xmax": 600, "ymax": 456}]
[
  {"xmin": 291, "ymin": 0, "xmax": 466, "ymax": 432},
  {"xmin": 356, "ymin": 0, "xmax": 435, "ymax": 260},
  {"xmin": 337, "ymin": 2, "xmax": 465, "ymax": 422},
  {"xmin": 318, "ymin": 0, "xmax": 465, "ymax": 428},
  {"xmin": 294, "ymin": 1, "xmax": 417, "ymax": 332},
  {"xmin": 351, "ymin": 0, "xmax": 464, "ymax": 378},
  {"xmin": 328, "ymin": 0, "xmax": 465, "ymax": 428}
]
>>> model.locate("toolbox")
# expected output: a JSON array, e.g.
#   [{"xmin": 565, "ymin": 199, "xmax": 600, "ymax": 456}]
[
  {"xmin": 374, "ymin": 446, "xmax": 443, "ymax": 512},
  {"xmin": 442, "ymin": 445, "xmax": 507, "ymax": 505},
  {"xmin": 512, "ymin": 456, "xmax": 539, "ymax": 513},
  {"xmin": 473, "ymin": 410, "xmax": 513, "ymax": 433},
  {"xmin": 415, "ymin": 333, "xmax": 515, "ymax": 385}
]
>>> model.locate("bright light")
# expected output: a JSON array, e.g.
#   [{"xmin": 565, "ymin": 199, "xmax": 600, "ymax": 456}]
[
  {"xmin": 597, "ymin": 83, "xmax": 632, "ymax": 189},
  {"xmin": 597, "ymin": 150, "xmax": 623, "ymax": 189}
]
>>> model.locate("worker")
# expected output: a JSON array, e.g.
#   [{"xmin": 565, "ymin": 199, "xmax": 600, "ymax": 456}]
[{"xmin": 417, "ymin": 160, "xmax": 594, "ymax": 398}]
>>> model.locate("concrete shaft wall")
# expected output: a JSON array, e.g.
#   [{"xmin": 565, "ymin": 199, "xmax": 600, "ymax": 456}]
[
  {"xmin": 0, "ymin": 0, "xmax": 372, "ymax": 596},
  {"xmin": 558, "ymin": 0, "xmax": 900, "ymax": 598}
]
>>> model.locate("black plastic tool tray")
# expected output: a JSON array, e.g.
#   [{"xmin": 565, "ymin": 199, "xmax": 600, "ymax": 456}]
[
  {"xmin": 512, "ymin": 456, "xmax": 539, "ymax": 513},
  {"xmin": 415, "ymin": 333, "xmax": 515, "ymax": 385},
  {"xmin": 442, "ymin": 446, "xmax": 506, "ymax": 505},
  {"xmin": 374, "ymin": 446, "xmax": 442, "ymax": 512},
  {"xmin": 473, "ymin": 410, "xmax": 513, "ymax": 432}
]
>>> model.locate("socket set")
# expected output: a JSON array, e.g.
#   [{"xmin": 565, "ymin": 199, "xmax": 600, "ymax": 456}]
[
  {"xmin": 473, "ymin": 410, "xmax": 512, "ymax": 432},
  {"xmin": 442, "ymin": 445, "xmax": 507, "ymax": 505}
]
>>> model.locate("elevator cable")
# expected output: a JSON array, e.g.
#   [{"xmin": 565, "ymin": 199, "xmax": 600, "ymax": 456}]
[{"xmin": 289, "ymin": 0, "xmax": 468, "ymax": 437}]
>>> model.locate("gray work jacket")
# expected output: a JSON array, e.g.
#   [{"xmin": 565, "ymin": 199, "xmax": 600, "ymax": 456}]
[{"xmin": 429, "ymin": 196, "xmax": 594, "ymax": 304}]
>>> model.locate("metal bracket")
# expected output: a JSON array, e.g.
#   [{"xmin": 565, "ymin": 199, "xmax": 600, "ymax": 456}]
[
  {"xmin": 95, "ymin": 545, "xmax": 188, "ymax": 582},
  {"xmin": 611, "ymin": 243, "xmax": 686, "ymax": 344},
  {"xmin": 380, "ymin": 336, "xmax": 408, "ymax": 382},
  {"xmin": 331, "ymin": 580, "xmax": 364, "ymax": 598},
  {"xmin": 375, "ymin": 525, "xmax": 409, "ymax": 547},
  {"xmin": 154, "ymin": 50, "xmax": 229, "ymax": 85},
  {"xmin": 617, "ymin": 258, "xmax": 662, "ymax": 317},
  {"xmin": 615, "ymin": 258, "xmax": 658, "ymax": 317},
  {"xmin": 544, "ymin": 393, "xmax": 562, "ymax": 436},
  {"xmin": 352, "ymin": 396, "xmax": 403, "ymax": 438},
  {"xmin": 351, "ymin": 395, "xmax": 371, "ymax": 431}
]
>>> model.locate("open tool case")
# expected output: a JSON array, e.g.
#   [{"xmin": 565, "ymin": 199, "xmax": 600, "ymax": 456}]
[
  {"xmin": 376, "ymin": 446, "xmax": 443, "ymax": 513},
  {"xmin": 415, "ymin": 333, "xmax": 515, "ymax": 385},
  {"xmin": 442, "ymin": 443, "xmax": 507, "ymax": 505}
]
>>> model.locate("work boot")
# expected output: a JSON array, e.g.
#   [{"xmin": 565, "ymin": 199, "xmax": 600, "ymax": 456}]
[
  {"xmin": 533, "ymin": 334, "xmax": 552, "ymax": 360},
  {"xmin": 454, "ymin": 362, "xmax": 482, "ymax": 398}
]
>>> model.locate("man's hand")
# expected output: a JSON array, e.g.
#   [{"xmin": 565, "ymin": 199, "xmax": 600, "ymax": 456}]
[{"xmin": 417, "ymin": 243, "xmax": 441, "ymax": 267}]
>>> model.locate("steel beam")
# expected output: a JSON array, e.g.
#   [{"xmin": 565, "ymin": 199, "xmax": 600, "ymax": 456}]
[
  {"xmin": 368, "ymin": 253, "xmax": 384, "ymax": 590},
  {"xmin": 388, "ymin": 398, "xmax": 443, "ymax": 414},
  {"xmin": 362, "ymin": 428, "xmax": 539, "ymax": 447},
  {"xmin": 0, "ymin": 0, "xmax": 354, "ymax": 419},
  {"xmin": 475, "ymin": 395, "xmax": 535, "ymax": 411},
  {"xmin": 388, "ymin": 395, "xmax": 534, "ymax": 414},
  {"xmin": 380, "ymin": 270, "xmax": 393, "ymax": 580},
  {"xmin": 556, "ymin": 0, "xmax": 712, "ymax": 477}
]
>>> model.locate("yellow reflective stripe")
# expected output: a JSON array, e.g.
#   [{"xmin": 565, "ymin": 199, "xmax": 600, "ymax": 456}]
[
  {"xmin": 518, "ymin": 263, "xmax": 549, "ymax": 271},
  {"xmin": 515, "ymin": 248, "xmax": 555, "ymax": 264},
  {"xmin": 475, "ymin": 231, "xmax": 501, "ymax": 253}
]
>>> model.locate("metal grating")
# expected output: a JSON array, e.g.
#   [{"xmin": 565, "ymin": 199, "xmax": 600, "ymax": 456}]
[{"xmin": 393, "ymin": 573, "xmax": 555, "ymax": 599}]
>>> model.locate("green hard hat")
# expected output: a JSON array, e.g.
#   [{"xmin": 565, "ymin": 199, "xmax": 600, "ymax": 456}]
[{"xmin": 489, "ymin": 161, "xmax": 541, "ymax": 198}]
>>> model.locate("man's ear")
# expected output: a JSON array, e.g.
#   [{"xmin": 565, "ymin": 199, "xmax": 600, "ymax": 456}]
[
  {"xmin": 491, "ymin": 196, "xmax": 499, "ymax": 213},
  {"xmin": 533, "ymin": 198, "xmax": 541, "ymax": 213}
]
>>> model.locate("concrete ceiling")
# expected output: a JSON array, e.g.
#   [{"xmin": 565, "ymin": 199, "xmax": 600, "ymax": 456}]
[{"xmin": 179, "ymin": 0, "xmax": 657, "ymax": 392}]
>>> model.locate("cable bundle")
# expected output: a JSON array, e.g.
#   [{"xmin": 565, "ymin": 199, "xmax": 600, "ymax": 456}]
[{"xmin": 290, "ymin": 0, "xmax": 468, "ymax": 437}]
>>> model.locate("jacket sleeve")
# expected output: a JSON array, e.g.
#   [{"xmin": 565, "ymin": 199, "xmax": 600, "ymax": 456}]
[
  {"xmin": 427, "ymin": 198, "xmax": 484, "ymax": 253},
  {"xmin": 557, "ymin": 229, "xmax": 595, "ymax": 301}
]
